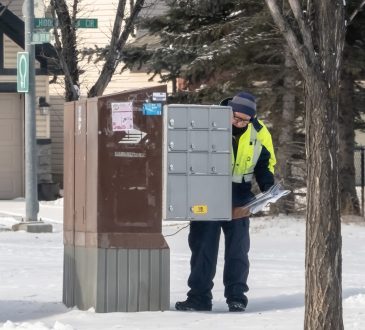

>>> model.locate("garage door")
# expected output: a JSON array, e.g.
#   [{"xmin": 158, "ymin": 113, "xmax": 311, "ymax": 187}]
[{"xmin": 0, "ymin": 93, "xmax": 23, "ymax": 199}]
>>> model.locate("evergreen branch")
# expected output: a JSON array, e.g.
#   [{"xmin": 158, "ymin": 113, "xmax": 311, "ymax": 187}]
[
  {"xmin": 159, "ymin": 15, "xmax": 248, "ymax": 46},
  {"xmin": 348, "ymin": 0, "xmax": 365, "ymax": 25}
]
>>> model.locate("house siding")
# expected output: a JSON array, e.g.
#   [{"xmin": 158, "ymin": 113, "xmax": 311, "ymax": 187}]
[
  {"xmin": 49, "ymin": 92, "xmax": 66, "ymax": 176},
  {"xmin": 3, "ymin": 35, "xmax": 40, "ymax": 69},
  {"xmin": 0, "ymin": 72, "xmax": 49, "ymax": 139},
  {"xmin": 7, "ymin": 0, "xmax": 23, "ymax": 17}
]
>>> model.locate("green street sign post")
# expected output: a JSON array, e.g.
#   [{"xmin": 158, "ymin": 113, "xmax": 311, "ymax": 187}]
[
  {"xmin": 17, "ymin": 52, "xmax": 29, "ymax": 93},
  {"xmin": 34, "ymin": 18, "xmax": 98, "ymax": 29}
]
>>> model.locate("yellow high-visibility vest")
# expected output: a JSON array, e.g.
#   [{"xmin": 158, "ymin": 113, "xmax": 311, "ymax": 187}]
[{"xmin": 232, "ymin": 120, "xmax": 276, "ymax": 183}]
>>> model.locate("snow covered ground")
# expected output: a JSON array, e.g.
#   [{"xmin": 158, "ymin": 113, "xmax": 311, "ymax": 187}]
[{"xmin": 0, "ymin": 199, "xmax": 364, "ymax": 330}]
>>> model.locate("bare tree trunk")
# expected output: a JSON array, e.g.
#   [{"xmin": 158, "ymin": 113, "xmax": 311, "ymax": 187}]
[
  {"xmin": 304, "ymin": 79, "xmax": 343, "ymax": 330},
  {"xmin": 339, "ymin": 71, "xmax": 360, "ymax": 215},
  {"xmin": 265, "ymin": 1, "xmax": 345, "ymax": 328}
]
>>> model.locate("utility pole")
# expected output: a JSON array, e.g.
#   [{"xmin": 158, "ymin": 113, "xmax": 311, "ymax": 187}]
[
  {"xmin": 13, "ymin": 0, "xmax": 52, "ymax": 232},
  {"xmin": 24, "ymin": 0, "xmax": 38, "ymax": 222}
]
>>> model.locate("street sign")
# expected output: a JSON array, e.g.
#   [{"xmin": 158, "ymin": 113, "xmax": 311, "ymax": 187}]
[
  {"xmin": 32, "ymin": 32, "xmax": 51, "ymax": 44},
  {"xmin": 34, "ymin": 17, "xmax": 56, "ymax": 29},
  {"xmin": 17, "ymin": 52, "xmax": 29, "ymax": 93},
  {"xmin": 75, "ymin": 19, "xmax": 98, "ymax": 28},
  {"xmin": 34, "ymin": 18, "xmax": 98, "ymax": 29}
]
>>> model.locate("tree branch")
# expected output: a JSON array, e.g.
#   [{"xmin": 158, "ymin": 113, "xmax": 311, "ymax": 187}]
[
  {"xmin": 116, "ymin": 0, "xmax": 144, "ymax": 54},
  {"xmin": 110, "ymin": 0, "xmax": 127, "ymax": 54},
  {"xmin": 88, "ymin": 0, "xmax": 145, "ymax": 97},
  {"xmin": 71, "ymin": 0, "xmax": 79, "ymax": 22},
  {"xmin": 265, "ymin": 0, "xmax": 314, "ymax": 78},
  {"xmin": 287, "ymin": 0, "xmax": 315, "ymax": 63},
  {"xmin": 50, "ymin": 0, "xmax": 79, "ymax": 101},
  {"xmin": 348, "ymin": 0, "xmax": 365, "ymax": 25}
]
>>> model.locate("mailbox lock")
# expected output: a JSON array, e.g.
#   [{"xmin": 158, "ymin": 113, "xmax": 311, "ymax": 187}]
[
  {"xmin": 169, "ymin": 141, "xmax": 174, "ymax": 150},
  {"xmin": 169, "ymin": 164, "xmax": 174, "ymax": 171},
  {"xmin": 211, "ymin": 166, "xmax": 217, "ymax": 173},
  {"xmin": 212, "ymin": 121, "xmax": 217, "ymax": 128},
  {"xmin": 169, "ymin": 118, "xmax": 175, "ymax": 127},
  {"xmin": 168, "ymin": 205, "xmax": 174, "ymax": 212},
  {"xmin": 191, "ymin": 120, "xmax": 195, "ymax": 127},
  {"xmin": 190, "ymin": 144, "xmax": 195, "ymax": 150},
  {"xmin": 212, "ymin": 144, "xmax": 216, "ymax": 151}
]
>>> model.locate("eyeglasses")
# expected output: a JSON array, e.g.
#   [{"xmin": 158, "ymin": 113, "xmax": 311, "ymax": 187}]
[{"xmin": 233, "ymin": 116, "xmax": 251, "ymax": 124}]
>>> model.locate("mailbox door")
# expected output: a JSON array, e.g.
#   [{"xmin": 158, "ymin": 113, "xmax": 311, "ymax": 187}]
[
  {"xmin": 167, "ymin": 106, "xmax": 188, "ymax": 129},
  {"xmin": 189, "ymin": 107, "xmax": 209, "ymax": 129},
  {"xmin": 210, "ymin": 131, "xmax": 231, "ymax": 153},
  {"xmin": 189, "ymin": 131, "xmax": 209, "ymax": 152},
  {"xmin": 168, "ymin": 130, "xmax": 188, "ymax": 152},
  {"xmin": 188, "ymin": 176, "xmax": 231, "ymax": 220},
  {"xmin": 168, "ymin": 153, "xmax": 187, "ymax": 174},
  {"xmin": 210, "ymin": 106, "xmax": 232, "ymax": 129},
  {"xmin": 166, "ymin": 175, "xmax": 188, "ymax": 219}
]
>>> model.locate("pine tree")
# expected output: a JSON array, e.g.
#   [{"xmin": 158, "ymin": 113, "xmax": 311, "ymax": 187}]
[
  {"xmin": 131, "ymin": 0, "xmax": 364, "ymax": 214},
  {"xmin": 137, "ymin": 0, "xmax": 306, "ymax": 213}
]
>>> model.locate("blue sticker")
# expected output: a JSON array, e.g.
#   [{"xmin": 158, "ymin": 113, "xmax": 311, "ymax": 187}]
[{"xmin": 143, "ymin": 103, "xmax": 162, "ymax": 116}]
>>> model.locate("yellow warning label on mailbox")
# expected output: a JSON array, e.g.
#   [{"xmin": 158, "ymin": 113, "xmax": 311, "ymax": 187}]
[{"xmin": 191, "ymin": 205, "xmax": 208, "ymax": 214}]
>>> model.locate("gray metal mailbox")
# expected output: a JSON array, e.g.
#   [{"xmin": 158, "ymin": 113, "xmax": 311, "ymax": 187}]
[{"xmin": 164, "ymin": 104, "xmax": 232, "ymax": 221}]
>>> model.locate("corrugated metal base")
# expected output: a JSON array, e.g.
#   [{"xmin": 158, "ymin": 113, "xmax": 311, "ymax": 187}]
[{"xmin": 63, "ymin": 245, "xmax": 170, "ymax": 312}]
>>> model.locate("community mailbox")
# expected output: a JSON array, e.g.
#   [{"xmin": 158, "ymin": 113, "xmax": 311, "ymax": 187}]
[
  {"xmin": 164, "ymin": 104, "xmax": 232, "ymax": 221},
  {"xmin": 63, "ymin": 86, "xmax": 169, "ymax": 313}
]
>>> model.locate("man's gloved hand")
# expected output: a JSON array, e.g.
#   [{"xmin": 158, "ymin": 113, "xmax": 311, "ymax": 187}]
[{"xmin": 232, "ymin": 206, "xmax": 250, "ymax": 219}]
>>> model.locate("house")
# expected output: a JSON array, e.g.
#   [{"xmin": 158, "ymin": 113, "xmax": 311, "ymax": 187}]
[
  {"xmin": 0, "ymin": 1, "xmax": 58, "ymax": 199},
  {"xmin": 0, "ymin": 0, "xmax": 168, "ymax": 199}
]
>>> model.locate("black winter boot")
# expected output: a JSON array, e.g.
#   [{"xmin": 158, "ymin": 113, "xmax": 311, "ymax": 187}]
[
  {"xmin": 227, "ymin": 296, "xmax": 248, "ymax": 312},
  {"xmin": 175, "ymin": 297, "xmax": 212, "ymax": 311}
]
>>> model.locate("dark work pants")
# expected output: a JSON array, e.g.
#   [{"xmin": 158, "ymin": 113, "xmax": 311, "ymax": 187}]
[{"xmin": 187, "ymin": 218, "xmax": 250, "ymax": 303}]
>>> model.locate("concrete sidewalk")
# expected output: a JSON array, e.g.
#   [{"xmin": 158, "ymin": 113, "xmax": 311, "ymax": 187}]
[{"xmin": 0, "ymin": 199, "xmax": 63, "ymax": 224}]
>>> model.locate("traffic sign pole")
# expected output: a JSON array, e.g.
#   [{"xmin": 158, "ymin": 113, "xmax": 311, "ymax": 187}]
[{"xmin": 24, "ymin": 0, "xmax": 39, "ymax": 222}]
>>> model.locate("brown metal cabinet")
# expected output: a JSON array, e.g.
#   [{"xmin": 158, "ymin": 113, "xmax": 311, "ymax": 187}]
[{"xmin": 63, "ymin": 86, "xmax": 169, "ymax": 312}]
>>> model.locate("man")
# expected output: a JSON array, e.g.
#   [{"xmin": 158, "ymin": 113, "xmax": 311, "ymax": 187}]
[{"xmin": 175, "ymin": 91, "xmax": 276, "ymax": 312}]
